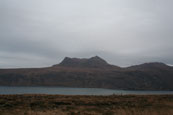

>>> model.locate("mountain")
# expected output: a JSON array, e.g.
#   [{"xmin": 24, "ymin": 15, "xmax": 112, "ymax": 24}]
[
  {"xmin": 127, "ymin": 62, "xmax": 170, "ymax": 70},
  {"xmin": 53, "ymin": 56, "xmax": 120, "ymax": 69},
  {"xmin": 0, "ymin": 56, "xmax": 173, "ymax": 90}
]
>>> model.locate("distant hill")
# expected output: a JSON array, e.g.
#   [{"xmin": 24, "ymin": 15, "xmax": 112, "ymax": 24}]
[{"xmin": 0, "ymin": 56, "xmax": 173, "ymax": 90}]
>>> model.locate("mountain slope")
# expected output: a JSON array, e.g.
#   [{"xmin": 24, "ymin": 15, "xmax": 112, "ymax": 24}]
[{"xmin": 0, "ymin": 56, "xmax": 173, "ymax": 90}]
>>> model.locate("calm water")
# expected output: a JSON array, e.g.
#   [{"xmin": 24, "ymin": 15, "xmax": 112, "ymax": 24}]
[{"xmin": 0, "ymin": 86, "xmax": 173, "ymax": 95}]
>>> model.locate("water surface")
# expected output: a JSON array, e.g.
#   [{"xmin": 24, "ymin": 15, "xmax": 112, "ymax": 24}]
[{"xmin": 0, "ymin": 86, "xmax": 173, "ymax": 95}]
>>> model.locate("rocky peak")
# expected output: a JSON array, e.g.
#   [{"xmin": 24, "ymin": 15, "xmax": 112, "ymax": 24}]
[{"xmin": 55, "ymin": 56, "xmax": 110, "ymax": 68}]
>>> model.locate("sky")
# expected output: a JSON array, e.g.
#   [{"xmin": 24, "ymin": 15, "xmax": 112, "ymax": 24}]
[{"xmin": 0, "ymin": 0, "xmax": 173, "ymax": 68}]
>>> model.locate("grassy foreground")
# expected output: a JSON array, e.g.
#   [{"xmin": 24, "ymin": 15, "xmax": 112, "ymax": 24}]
[{"xmin": 0, "ymin": 95, "xmax": 173, "ymax": 115}]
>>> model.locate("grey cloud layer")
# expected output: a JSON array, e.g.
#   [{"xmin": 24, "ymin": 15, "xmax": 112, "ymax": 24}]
[{"xmin": 0, "ymin": 0, "xmax": 173, "ymax": 68}]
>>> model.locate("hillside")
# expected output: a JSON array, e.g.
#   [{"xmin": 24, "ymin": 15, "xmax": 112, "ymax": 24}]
[{"xmin": 0, "ymin": 56, "xmax": 173, "ymax": 90}]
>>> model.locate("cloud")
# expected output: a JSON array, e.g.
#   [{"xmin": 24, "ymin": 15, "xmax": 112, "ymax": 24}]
[{"xmin": 0, "ymin": 0, "xmax": 173, "ymax": 68}]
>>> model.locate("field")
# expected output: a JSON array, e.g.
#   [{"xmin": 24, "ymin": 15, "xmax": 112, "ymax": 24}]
[{"xmin": 0, "ymin": 94, "xmax": 173, "ymax": 115}]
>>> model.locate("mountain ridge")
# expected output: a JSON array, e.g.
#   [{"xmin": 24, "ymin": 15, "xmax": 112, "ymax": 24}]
[
  {"xmin": 54, "ymin": 56, "xmax": 108, "ymax": 66},
  {"xmin": 0, "ymin": 56, "xmax": 173, "ymax": 90},
  {"xmin": 53, "ymin": 56, "xmax": 120, "ymax": 69}
]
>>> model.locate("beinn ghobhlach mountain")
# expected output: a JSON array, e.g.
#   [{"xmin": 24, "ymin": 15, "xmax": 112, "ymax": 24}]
[{"xmin": 0, "ymin": 56, "xmax": 173, "ymax": 90}]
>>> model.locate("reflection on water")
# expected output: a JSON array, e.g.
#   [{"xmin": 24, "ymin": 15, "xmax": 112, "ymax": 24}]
[{"xmin": 0, "ymin": 86, "xmax": 173, "ymax": 95}]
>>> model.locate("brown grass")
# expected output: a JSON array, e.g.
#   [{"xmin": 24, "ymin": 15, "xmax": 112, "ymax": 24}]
[{"xmin": 0, "ymin": 94, "xmax": 173, "ymax": 115}]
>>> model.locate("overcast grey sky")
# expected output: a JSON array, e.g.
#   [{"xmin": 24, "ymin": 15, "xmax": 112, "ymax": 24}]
[{"xmin": 0, "ymin": 0, "xmax": 173, "ymax": 68}]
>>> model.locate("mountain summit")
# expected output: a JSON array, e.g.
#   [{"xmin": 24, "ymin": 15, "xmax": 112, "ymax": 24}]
[{"xmin": 54, "ymin": 56, "xmax": 112, "ymax": 68}]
